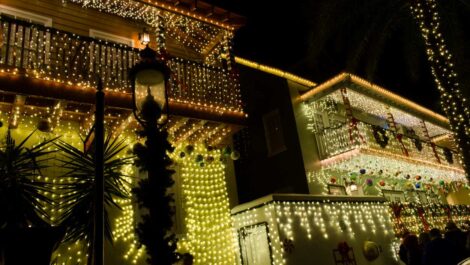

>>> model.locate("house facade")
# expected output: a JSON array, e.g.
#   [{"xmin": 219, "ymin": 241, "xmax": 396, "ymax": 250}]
[
  {"xmin": 232, "ymin": 71, "xmax": 470, "ymax": 265},
  {"xmin": 0, "ymin": 0, "xmax": 245, "ymax": 264}
]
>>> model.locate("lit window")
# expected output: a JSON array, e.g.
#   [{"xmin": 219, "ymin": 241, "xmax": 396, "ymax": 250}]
[{"xmin": 89, "ymin": 29, "xmax": 134, "ymax": 47}]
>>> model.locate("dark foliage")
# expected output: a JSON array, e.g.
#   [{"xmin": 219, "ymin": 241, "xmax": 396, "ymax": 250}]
[
  {"xmin": 0, "ymin": 130, "xmax": 57, "ymax": 229},
  {"xmin": 132, "ymin": 122, "xmax": 178, "ymax": 265},
  {"xmin": 54, "ymin": 135, "xmax": 132, "ymax": 244},
  {"xmin": 0, "ymin": 130, "xmax": 61, "ymax": 264}
]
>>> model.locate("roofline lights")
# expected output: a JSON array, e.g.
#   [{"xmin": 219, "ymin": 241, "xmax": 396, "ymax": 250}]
[
  {"xmin": 300, "ymin": 73, "xmax": 449, "ymax": 125},
  {"xmin": 234, "ymin": 57, "xmax": 317, "ymax": 87}
]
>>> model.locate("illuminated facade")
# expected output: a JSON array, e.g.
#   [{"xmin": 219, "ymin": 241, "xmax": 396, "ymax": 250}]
[
  {"xmin": 1, "ymin": 0, "xmax": 469, "ymax": 264},
  {"xmin": 231, "ymin": 71, "xmax": 470, "ymax": 265},
  {"xmin": 0, "ymin": 0, "xmax": 245, "ymax": 264},
  {"xmin": 297, "ymin": 73, "xmax": 466, "ymax": 200}
]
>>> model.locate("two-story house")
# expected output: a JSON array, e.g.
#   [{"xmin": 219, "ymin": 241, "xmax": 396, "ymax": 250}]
[
  {"xmin": 0, "ymin": 0, "xmax": 245, "ymax": 264},
  {"xmin": 232, "ymin": 68, "xmax": 470, "ymax": 265}
]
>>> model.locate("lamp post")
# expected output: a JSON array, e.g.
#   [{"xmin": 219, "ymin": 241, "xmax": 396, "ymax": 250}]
[{"xmin": 129, "ymin": 44, "xmax": 178, "ymax": 264}]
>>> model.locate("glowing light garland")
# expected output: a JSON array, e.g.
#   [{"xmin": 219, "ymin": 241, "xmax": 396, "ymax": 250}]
[
  {"xmin": 65, "ymin": 0, "xmax": 234, "ymax": 53},
  {"xmin": 389, "ymin": 202, "xmax": 470, "ymax": 236},
  {"xmin": 170, "ymin": 144, "xmax": 237, "ymax": 265},
  {"xmin": 300, "ymin": 73, "xmax": 450, "ymax": 126},
  {"xmin": 409, "ymin": 0, "xmax": 470, "ymax": 176},
  {"xmin": 0, "ymin": 108, "xmax": 143, "ymax": 264},
  {"xmin": 113, "ymin": 164, "xmax": 145, "ymax": 264},
  {"xmin": 232, "ymin": 198, "xmax": 398, "ymax": 265},
  {"xmin": 301, "ymin": 86, "xmax": 466, "ymax": 196},
  {"xmin": 0, "ymin": 16, "xmax": 244, "ymax": 115}
]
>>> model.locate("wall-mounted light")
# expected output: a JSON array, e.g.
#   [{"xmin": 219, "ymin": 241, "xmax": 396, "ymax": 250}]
[{"xmin": 139, "ymin": 28, "xmax": 150, "ymax": 46}]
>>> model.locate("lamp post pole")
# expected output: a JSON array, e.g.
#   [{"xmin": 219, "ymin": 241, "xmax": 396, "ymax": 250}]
[
  {"xmin": 130, "ymin": 44, "xmax": 178, "ymax": 264},
  {"xmin": 93, "ymin": 78, "xmax": 105, "ymax": 265}
]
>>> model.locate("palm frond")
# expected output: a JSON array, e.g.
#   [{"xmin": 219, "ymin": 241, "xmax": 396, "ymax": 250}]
[
  {"xmin": 0, "ymin": 130, "xmax": 58, "ymax": 229},
  {"xmin": 54, "ymin": 135, "xmax": 133, "ymax": 244}
]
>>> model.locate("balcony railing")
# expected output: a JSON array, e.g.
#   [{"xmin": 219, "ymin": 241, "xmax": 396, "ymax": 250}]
[
  {"xmin": 0, "ymin": 16, "xmax": 243, "ymax": 113},
  {"xmin": 316, "ymin": 120, "xmax": 461, "ymax": 169}
]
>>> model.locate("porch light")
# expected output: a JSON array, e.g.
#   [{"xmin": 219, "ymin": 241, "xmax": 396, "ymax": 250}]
[{"xmin": 139, "ymin": 28, "xmax": 151, "ymax": 46}]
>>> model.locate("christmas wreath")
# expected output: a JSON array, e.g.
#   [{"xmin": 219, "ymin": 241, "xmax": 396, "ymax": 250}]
[
  {"xmin": 413, "ymin": 138, "xmax": 423, "ymax": 151},
  {"xmin": 372, "ymin": 126, "xmax": 389, "ymax": 148},
  {"xmin": 443, "ymin": 148, "xmax": 453, "ymax": 164}
]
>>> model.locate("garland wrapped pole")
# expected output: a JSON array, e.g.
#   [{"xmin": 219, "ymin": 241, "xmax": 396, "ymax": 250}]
[
  {"xmin": 132, "ymin": 106, "xmax": 178, "ymax": 265},
  {"xmin": 130, "ymin": 45, "xmax": 178, "ymax": 264},
  {"xmin": 410, "ymin": 0, "xmax": 470, "ymax": 178}
]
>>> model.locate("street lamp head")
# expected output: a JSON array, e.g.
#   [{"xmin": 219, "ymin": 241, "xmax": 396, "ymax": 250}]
[{"xmin": 130, "ymin": 45, "xmax": 170, "ymax": 126}]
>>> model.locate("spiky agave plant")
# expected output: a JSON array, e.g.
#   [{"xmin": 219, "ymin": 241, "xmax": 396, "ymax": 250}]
[
  {"xmin": 54, "ymin": 134, "xmax": 133, "ymax": 248},
  {"xmin": 0, "ymin": 130, "xmax": 59, "ymax": 265},
  {"xmin": 0, "ymin": 130, "xmax": 57, "ymax": 229}
]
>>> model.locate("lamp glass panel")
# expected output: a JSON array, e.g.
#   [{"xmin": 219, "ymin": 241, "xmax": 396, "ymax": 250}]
[
  {"xmin": 140, "ymin": 32, "xmax": 150, "ymax": 45},
  {"xmin": 135, "ymin": 69, "xmax": 166, "ymax": 111}
]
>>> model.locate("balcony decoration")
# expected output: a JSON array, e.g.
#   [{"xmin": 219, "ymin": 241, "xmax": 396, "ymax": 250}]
[
  {"xmin": 413, "ymin": 137, "xmax": 423, "ymax": 151},
  {"xmin": 389, "ymin": 202, "xmax": 470, "ymax": 236},
  {"xmin": 444, "ymin": 148, "xmax": 454, "ymax": 164},
  {"xmin": 385, "ymin": 107, "xmax": 410, "ymax": 157},
  {"xmin": 0, "ymin": 16, "xmax": 244, "ymax": 118},
  {"xmin": 340, "ymin": 88, "xmax": 365, "ymax": 144},
  {"xmin": 419, "ymin": 120, "xmax": 442, "ymax": 164},
  {"xmin": 303, "ymin": 88, "xmax": 466, "ymax": 187},
  {"xmin": 64, "ymin": 0, "xmax": 237, "ymax": 55}
]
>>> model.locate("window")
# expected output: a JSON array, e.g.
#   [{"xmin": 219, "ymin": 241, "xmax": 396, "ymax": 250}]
[
  {"xmin": 0, "ymin": 5, "xmax": 52, "ymax": 68},
  {"xmin": 0, "ymin": 5, "xmax": 52, "ymax": 26},
  {"xmin": 263, "ymin": 109, "xmax": 287, "ymax": 157},
  {"xmin": 89, "ymin": 29, "xmax": 134, "ymax": 47}
]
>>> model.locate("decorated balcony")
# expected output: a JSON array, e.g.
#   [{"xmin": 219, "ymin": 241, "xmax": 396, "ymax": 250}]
[
  {"xmin": 0, "ymin": 2, "xmax": 246, "ymax": 264},
  {"xmin": 0, "ymin": 16, "xmax": 245, "ymax": 126},
  {"xmin": 316, "ymin": 120, "xmax": 463, "ymax": 177},
  {"xmin": 297, "ymin": 73, "xmax": 466, "ymax": 196}
]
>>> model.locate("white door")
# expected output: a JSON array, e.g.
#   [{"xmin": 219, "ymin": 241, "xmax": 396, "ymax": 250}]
[{"xmin": 239, "ymin": 223, "xmax": 272, "ymax": 265}]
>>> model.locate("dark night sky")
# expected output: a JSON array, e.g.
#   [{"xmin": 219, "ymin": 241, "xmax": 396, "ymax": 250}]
[{"xmin": 207, "ymin": 0, "xmax": 470, "ymax": 114}]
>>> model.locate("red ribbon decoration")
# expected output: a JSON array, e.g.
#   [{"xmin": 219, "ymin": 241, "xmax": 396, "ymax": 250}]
[
  {"xmin": 416, "ymin": 207, "xmax": 430, "ymax": 232},
  {"xmin": 349, "ymin": 117, "xmax": 365, "ymax": 144},
  {"xmin": 443, "ymin": 205, "xmax": 452, "ymax": 222},
  {"xmin": 396, "ymin": 133, "xmax": 409, "ymax": 157},
  {"xmin": 430, "ymin": 142, "xmax": 441, "ymax": 164},
  {"xmin": 391, "ymin": 203, "xmax": 405, "ymax": 234},
  {"xmin": 340, "ymin": 89, "xmax": 366, "ymax": 145}
]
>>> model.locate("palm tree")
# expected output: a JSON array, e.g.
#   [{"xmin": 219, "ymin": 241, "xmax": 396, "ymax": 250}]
[
  {"xmin": 54, "ymin": 134, "xmax": 133, "ymax": 263},
  {"xmin": 0, "ymin": 130, "xmax": 61, "ymax": 264}
]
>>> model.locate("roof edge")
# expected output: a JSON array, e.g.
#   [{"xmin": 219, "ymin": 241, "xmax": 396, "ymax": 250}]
[{"xmin": 299, "ymin": 72, "xmax": 449, "ymax": 127}]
